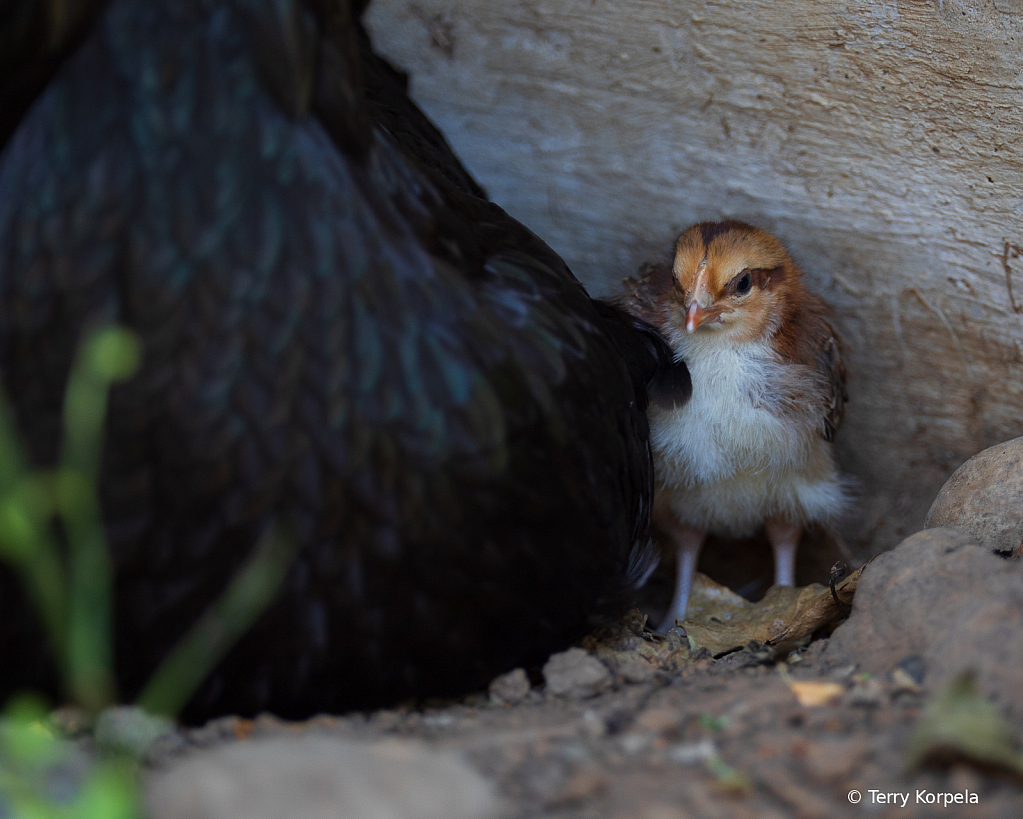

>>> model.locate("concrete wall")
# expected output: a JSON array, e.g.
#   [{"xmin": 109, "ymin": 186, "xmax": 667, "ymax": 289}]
[{"xmin": 364, "ymin": 0, "xmax": 1023, "ymax": 558}]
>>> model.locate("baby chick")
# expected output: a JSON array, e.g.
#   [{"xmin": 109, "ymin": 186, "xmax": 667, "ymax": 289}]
[{"xmin": 624, "ymin": 221, "xmax": 849, "ymax": 632}]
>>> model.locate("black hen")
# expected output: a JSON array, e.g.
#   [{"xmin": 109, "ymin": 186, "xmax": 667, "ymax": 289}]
[{"xmin": 0, "ymin": 0, "xmax": 685, "ymax": 722}]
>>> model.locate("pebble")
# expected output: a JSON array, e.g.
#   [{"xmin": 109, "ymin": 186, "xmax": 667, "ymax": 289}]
[
  {"xmin": 542, "ymin": 648, "xmax": 612, "ymax": 699},
  {"xmin": 667, "ymin": 738, "xmax": 717, "ymax": 765},
  {"xmin": 185, "ymin": 715, "xmax": 251, "ymax": 747},
  {"xmin": 421, "ymin": 713, "xmax": 456, "ymax": 729},
  {"xmin": 48, "ymin": 705, "xmax": 92, "ymax": 738},
  {"xmin": 488, "ymin": 668, "xmax": 531, "ymax": 705},
  {"xmin": 844, "ymin": 675, "xmax": 884, "ymax": 708},
  {"xmin": 93, "ymin": 706, "xmax": 184, "ymax": 761}
]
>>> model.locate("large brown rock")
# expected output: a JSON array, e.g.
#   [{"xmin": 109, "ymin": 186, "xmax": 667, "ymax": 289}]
[
  {"xmin": 825, "ymin": 528, "xmax": 1023, "ymax": 721},
  {"xmin": 926, "ymin": 437, "xmax": 1023, "ymax": 554}
]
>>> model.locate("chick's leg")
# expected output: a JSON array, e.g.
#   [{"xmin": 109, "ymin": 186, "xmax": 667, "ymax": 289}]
[
  {"xmin": 765, "ymin": 516, "xmax": 800, "ymax": 587},
  {"xmin": 656, "ymin": 520, "xmax": 706, "ymax": 633}
]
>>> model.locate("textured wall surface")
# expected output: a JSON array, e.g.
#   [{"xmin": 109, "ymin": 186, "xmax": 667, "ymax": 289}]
[{"xmin": 364, "ymin": 0, "xmax": 1023, "ymax": 558}]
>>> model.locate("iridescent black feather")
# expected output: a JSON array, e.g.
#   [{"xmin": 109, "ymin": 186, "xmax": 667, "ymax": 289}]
[{"xmin": 0, "ymin": 0, "xmax": 681, "ymax": 722}]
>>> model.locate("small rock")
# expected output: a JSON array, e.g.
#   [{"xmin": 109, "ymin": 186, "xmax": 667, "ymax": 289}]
[
  {"xmin": 926, "ymin": 437, "xmax": 1023, "ymax": 554},
  {"xmin": 185, "ymin": 715, "xmax": 252, "ymax": 748},
  {"xmin": 421, "ymin": 712, "xmax": 456, "ymax": 729},
  {"xmin": 845, "ymin": 675, "xmax": 884, "ymax": 708},
  {"xmin": 714, "ymin": 641, "xmax": 771, "ymax": 669},
  {"xmin": 542, "ymin": 648, "xmax": 612, "ymax": 699},
  {"xmin": 94, "ymin": 706, "xmax": 182, "ymax": 760},
  {"xmin": 250, "ymin": 712, "xmax": 290, "ymax": 738},
  {"xmin": 667, "ymin": 738, "xmax": 717, "ymax": 765},
  {"xmin": 370, "ymin": 709, "xmax": 404, "ymax": 731},
  {"xmin": 146, "ymin": 736, "xmax": 500, "ymax": 819},
  {"xmin": 48, "ymin": 705, "xmax": 92, "ymax": 738},
  {"xmin": 488, "ymin": 668, "xmax": 531, "ymax": 705}
]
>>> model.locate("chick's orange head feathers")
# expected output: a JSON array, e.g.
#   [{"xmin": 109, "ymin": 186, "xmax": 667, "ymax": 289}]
[{"xmin": 671, "ymin": 221, "xmax": 802, "ymax": 342}]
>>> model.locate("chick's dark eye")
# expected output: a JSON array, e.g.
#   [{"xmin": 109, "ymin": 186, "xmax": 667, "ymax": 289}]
[{"xmin": 735, "ymin": 271, "xmax": 752, "ymax": 295}]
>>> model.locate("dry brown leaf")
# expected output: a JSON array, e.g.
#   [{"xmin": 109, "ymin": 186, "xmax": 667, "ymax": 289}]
[
  {"xmin": 582, "ymin": 562, "xmax": 869, "ymax": 674},
  {"xmin": 891, "ymin": 668, "xmax": 923, "ymax": 694},
  {"xmin": 678, "ymin": 563, "xmax": 868, "ymax": 657},
  {"xmin": 788, "ymin": 680, "xmax": 846, "ymax": 707},
  {"xmin": 767, "ymin": 561, "xmax": 870, "ymax": 645},
  {"xmin": 582, "ymin": 609, "xmax": 693, "ymax": 675},
  {"xmin": 680, "ymin": 576, "xmax": 822, "ymax": 656}
]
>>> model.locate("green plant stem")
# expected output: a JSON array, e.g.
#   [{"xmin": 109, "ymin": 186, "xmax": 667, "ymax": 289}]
[
  {"xmin": 0, "ymin": 402, "xmax": 68, "ymax": 667},
  {"xmin": 58, "ymin": 469, "xmax": 116, "ymax": 714},
  {"xmin": 60, "ymin": 401, "xmax": 114, "ymax": 711},
  {"xmin": 58, "ymin": 327, "xmax": 139, "ymax": 713},
  {"xmin": 6, "ymin": 508, "xmax": 68, "ymax": 674},
  {"xmin": 137, "ymin": 522, "xmax": 298, "ymax": 717}
]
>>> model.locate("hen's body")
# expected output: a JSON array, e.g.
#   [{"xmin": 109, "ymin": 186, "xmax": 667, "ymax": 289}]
[{"xmin": 0, "ymin": 0, "xmax": 673, "ymax": 721}]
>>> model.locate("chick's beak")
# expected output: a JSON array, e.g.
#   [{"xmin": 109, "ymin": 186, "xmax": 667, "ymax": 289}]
[
  {"xmin": 685, "ymin": 301, "xmax": 714, "ymax": 333},
  {"xmin": 684, "ymin": 263, "xmax": 716, "ymax": 333}
]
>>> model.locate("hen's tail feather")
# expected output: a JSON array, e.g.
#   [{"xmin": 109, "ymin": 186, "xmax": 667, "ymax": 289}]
[
  {"xmin": 590, "ymin": 301, "xmax": 683, "ymax": 411},
  {"xmin": 624, "ymin": 536, "xmax": 661, "ymax": 591}
]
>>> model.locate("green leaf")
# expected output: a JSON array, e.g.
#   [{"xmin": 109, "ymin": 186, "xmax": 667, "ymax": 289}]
[
  {"xmin": 0, "ymin": 695, "xmax": 60, "ymax": 768},
  {"xmin": 905, "ymin": 670, "xmax": 1023, "ymax": 774},
  {"xmin": 698, "ymin": 713, "xmax": 729, "ymax": 732},
  {"xmin": 0, "ymin": 500, "xmax": 38, "ymax": 561},
  {"xmin": 706, "ymin": 753, "xmax": 752, "ymax": 795},
  {"xmin": 74, "ymin": 760, "xmax": 142, "ymax": 819},
  {"xmin": 83, "ymin": 328, "xmax": 141, "ymax": 383}
]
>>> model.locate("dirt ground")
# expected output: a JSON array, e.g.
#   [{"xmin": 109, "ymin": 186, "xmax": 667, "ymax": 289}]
[
  {"xmin": 30, "ymin": 504, "xmax": 1021, "ymax": 819},
  {"xmin": 148, "ymin": 628, "xmax": 1021, "ymax": 819},
  {"xmin": 140, "ymin": 522, "xmax": 1023, "ymax": 819}
]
